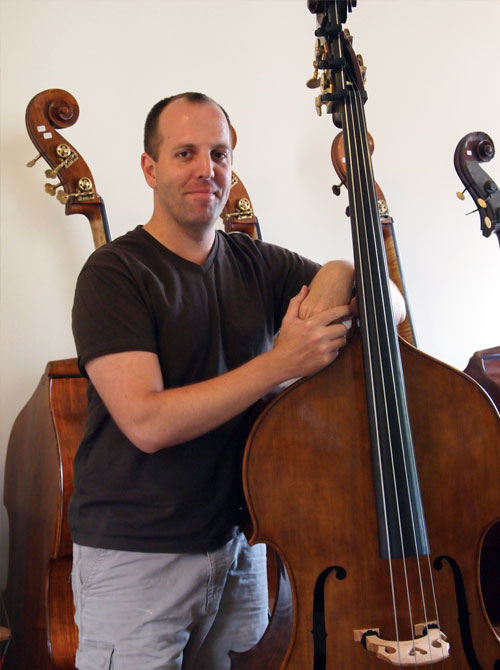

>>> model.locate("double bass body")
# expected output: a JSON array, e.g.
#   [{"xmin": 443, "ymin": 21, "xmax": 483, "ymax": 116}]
[{"xmin": 243, "ymin": 332, "xmax": 500, "ymax": 668}]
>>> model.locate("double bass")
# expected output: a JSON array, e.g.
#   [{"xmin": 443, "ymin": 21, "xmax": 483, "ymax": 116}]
[
  {"xmin": 454, "ymin": 131, "xmax": 500, "ymax": 410},
  {"xmin": 454, "ymin": 131, "xmax": 500, "ymax": 637},
  {"xmin": 3, "ymin": 88, "xmax": 111, "ymax": 670},
  {"xmin": 240, "ymin": 2, "xmax": 500, "ymax": 667}
]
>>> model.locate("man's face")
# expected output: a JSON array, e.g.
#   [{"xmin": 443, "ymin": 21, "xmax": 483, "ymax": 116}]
[{"xmin": 142, "ymin": 99, "xmax": 232, "ymax": 233}]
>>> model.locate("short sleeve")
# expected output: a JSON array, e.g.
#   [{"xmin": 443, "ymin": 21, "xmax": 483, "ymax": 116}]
[{"xmin": 72, "ymin": 261, "xmax": 157, "ymax": 375}]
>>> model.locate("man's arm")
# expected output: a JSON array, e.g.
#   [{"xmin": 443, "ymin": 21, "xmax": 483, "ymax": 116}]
[
  {"xmin": 86, "ymin": 286, "xmax": 352, "ymax": 454},
  {"xmin": 299, "ymin": 259, "xmax": 406, "ymax": 325},
  {"xmin": 299, "ymin": 260, "xmax": 355, "ymax": 319}
]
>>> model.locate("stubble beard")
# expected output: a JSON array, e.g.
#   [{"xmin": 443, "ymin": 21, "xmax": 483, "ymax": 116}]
[{"xmin": 175, "ymin": 196, "xmax": 227, "ymax": 239}]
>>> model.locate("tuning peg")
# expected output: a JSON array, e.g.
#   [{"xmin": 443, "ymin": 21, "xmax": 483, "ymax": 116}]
[
  {"xmin": 56, "ymin": 177, "xmax": 94, "ymax": 204},
  {"xmin": 332, "ymin": 183, "xmax": 343, "ymax": 196},
  {"xmin": 56, "ymin": 190, "xmax": 71, "ymax": 204},
  {"xmin": 357, "ymin": 54, "xmax": 367, "ymax": 82},
  {"xmin": 45, "ymin": 144, "xmax": 78, "ymax": 178},
  {"xmin": 315, "ymin": 94, "xmax": 324, "ymax": 117},
  {"xmin": 308, "ymin": 39, "xmax": 328, "ymax": 90},
  {"xmin": 45, "ymin": 156, "xmax": 77, "ymax": 179},
  {"xmin": 306, "ymin": 59, "xmax": 321, "ymax": 89},
  {"xmin": 44, "ymin": 181, "xmax": 62, "ymax": 196},
  {"xmin": 378, "ymin": 198, "xmax": 389, "ymax": 217},
  {"xmin": 222, "ymin": 197, "xmax": 254, "ymax": 222},
  {"xmin": 45, "ymin": 166, "xmax": 60, "ymax": 179},
  {"xmin": 484, "ymin": 180, "xmax": 498, "ymax": 197},
  {"xmin": 466, "ymin": 207, "xmax": 481, "ymax": 216},
  {"xmin": 456, "ymin": 189, "xmax": 467, "ymax": 201},
  {"xmin": 306, "ymin": 65, "xmax": 321, "ymax": 89},
  {"xmin": 26, "ymin": 153, "xmax": 42, "ymax": 168},
  {"xmin": 465, "ymin": 197, "xmax": 488, "ymax": 215}
]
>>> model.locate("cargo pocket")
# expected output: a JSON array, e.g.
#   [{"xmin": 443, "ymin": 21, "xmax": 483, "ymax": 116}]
[{"xmin": 76, "ymin": 639, "xmax": 114, "ymax": 669}]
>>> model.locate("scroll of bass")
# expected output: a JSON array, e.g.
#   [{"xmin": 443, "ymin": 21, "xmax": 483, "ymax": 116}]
[
  {"xmin": 3, "ymin": 89, "xmax": 110, "ymax": 670},
  {"xmin": 222, "ymin": 126, "xmax": 262, "ymax": 240},
  {"xmin": 454, "ymin": 131, "xmax": 500, "ymax": 410},
  {"xmin": 330, "ymin": 131, "xmax": 417, "ymax": 346},
  {"xmin": 240, "ymin": 2, "xmax": 500, "ymax": 668}
]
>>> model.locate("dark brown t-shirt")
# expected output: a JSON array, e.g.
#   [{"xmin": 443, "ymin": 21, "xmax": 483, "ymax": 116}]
[{"xmin": 69, "ymin": 227, "xmax": 320, "ymax": 553}]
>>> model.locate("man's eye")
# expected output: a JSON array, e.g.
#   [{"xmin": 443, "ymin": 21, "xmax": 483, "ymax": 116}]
[
  {"xmin": 213, "ymin": 151, "xmax": 228, "ymax": 160},
  {"xmin": 176, "ymin": 150, "xmax": 191, "ymax": 158}
]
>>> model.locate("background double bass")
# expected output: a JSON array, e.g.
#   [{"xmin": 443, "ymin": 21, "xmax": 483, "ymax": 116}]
[
  {"xmin": 330, "ymin": 130, "xmax": 416, "ymax": 347},
  {"xmin": 3, "ymin": 88, "xmax": 110, "ymax": 670},
  {"xmin": 454, "ymin": 131, "xmax": 500, "ymax": 410}
]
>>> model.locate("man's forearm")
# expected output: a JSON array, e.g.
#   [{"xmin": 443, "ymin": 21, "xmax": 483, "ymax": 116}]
[{"xmin": 299, "ymin": 260, "xmax": 355, "ymax": 319}]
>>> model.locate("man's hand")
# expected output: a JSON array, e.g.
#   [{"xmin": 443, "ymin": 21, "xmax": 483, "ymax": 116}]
[
  {"xmin": 272, "ymin": 286, "xmax": 352, "ymax": 380},
  {"xmin": 299, "ymin": 260, "xmax": 355, "ymax": 319}
]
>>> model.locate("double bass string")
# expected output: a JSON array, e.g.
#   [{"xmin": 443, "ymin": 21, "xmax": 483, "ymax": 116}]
[
  {"xmin": 345, "ymin": 92, "xmax": 422, "ymax": 662},
  {"xmin": 352, "ymin": 86, "xmax": 444, "ymax": 662},
  {"xmin": 340, "ymin": 67, "xmax": 445, "ymax": 663},
  {"xmin": 342, "ymin": 85, "xmax": 406, "ymax": 664}
]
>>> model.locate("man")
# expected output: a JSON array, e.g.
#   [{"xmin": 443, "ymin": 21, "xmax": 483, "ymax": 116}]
[{"xmin": 69, "ymin": 92, "xmax": 404, "ymax": 670}]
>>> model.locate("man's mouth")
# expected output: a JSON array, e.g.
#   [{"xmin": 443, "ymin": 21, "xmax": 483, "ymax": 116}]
[{"xmin": 186, "ymin": 190, "xmax": 217, "ymax": 200}]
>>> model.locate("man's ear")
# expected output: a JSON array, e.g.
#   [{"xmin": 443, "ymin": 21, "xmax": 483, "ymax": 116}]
[{"xmin": 141, "ymin": 152, "xmax": 157, "ymax": 189}]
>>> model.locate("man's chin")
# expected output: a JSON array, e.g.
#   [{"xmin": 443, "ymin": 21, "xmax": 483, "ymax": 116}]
[{"xmin": 190, "ymin": 204, "xmax": 225, "ymax": 227}]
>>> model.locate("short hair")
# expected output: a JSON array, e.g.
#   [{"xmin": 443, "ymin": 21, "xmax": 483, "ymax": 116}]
[{"xmin": 143, "ymin": 92, "xmax": 232, "ymax": 160}]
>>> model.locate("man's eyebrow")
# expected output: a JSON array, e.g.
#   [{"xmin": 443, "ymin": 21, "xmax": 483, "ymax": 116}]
[
  {"xmin": 170, "ymin": 142, "xmax": 231, "ymax": 151},
  {"xmin": 171, "ymin": 143, "xmax": 196, "ymax": 151}
]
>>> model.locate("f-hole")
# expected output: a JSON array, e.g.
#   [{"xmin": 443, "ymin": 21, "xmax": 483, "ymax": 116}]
[
  {"xmin": 312, "ymin": 565, "xmax": 347, "ymax": 670},
  {"xmin": 480, "ymin": 519, "xmax": 500, "ymax": 640}
]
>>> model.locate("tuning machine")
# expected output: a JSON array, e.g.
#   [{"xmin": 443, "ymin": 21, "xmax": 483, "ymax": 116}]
[
  {"xmin": 222, "ymin": 197, "xmax": 254, "ymax": 221},
  {"xmin": 44, "ymin": 180, "xmax": 63, "ymax": 196},
  {"xmin": 26, "ymin": 153, "xmax": 42, "ymax": 168},
  {"xmin": 456, "ymin": 184, "xmax": 488, "ymax": 211},
  {"xmin": 315, "ymin": 72, "xmax": 335, "ymax": 117},
  {"xmin": 306, "ymin": 39, "xmax": 322, "ymax": 89},
  {"xmin": 55, "ymin": 177, "xmax": 95, "ymax": 204},
  {"xmin": 307, "ymin": 35, "xmax": 335, "ymax": 116},
  {"xmin": 456, "ymin": 184, "xmax": 494, "ymax": 231},
  {"xmin": 306, "ymin": 62, "xmax": 321, "ymax": 90},
  {"xmin": 332, "ymin": 183, "xmax": 343, "ymax": 196},
  {"xmin": 357, "ymin": 53, "xmax": 367, "ymax": 83},
  {"xmin": 44, "ymin": 143, "xmax": 78, "ymax": 178}
]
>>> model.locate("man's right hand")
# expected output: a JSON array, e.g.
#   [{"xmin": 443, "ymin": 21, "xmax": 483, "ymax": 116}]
[{"xmin": 272, "ymin": 285, "xmax": 352, "ymax": 380}]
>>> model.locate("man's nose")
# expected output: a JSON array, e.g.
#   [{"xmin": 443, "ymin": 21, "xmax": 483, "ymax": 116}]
[{"xmin": 196, "ymin": 152, "xmax": 215, "ymax": 179}]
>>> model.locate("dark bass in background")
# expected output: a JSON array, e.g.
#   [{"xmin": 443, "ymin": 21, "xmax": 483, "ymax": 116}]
[
  {"xmin": 455, "ymin": 131, "xmax": 500, "ymax": 411},
  {"xmin": 238, "ymin": 1, "xmax": 500, "ymax": 668},
  {"xmin": 455, "ymin": 132, "xmax": 500, "ymax": 644}
]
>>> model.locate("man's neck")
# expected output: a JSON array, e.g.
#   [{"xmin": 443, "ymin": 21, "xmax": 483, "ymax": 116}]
[{"xmin": 143, "ymin": 216, "xmax": 216, "ymax": 265}]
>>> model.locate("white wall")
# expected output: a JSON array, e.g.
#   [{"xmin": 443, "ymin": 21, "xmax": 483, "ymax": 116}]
[{"xmin": 1, "ymin": 0, "xmax": 500, "ymax": 587}]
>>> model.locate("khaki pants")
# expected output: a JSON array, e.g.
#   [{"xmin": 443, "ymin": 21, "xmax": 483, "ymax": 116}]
[{"xmin": 72, "ymin": 532, "xmax": 268, "ymax": 669}]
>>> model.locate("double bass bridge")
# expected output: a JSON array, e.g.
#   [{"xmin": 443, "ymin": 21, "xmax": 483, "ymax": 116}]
[{"xmin": 354, "ymin": 622, "xmax": 450, "ymax": 666}]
